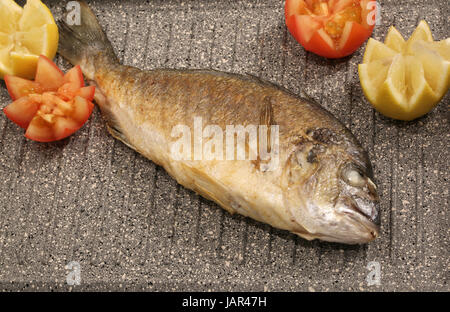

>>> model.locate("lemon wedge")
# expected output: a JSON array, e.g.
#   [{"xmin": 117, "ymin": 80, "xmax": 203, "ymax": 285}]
[
  {"xmin": 359, "ymin": 20, "xmax": 450, "ymax": 121},
  {"xmin": 0, "ymin": 0, "xmax": 23, "ymax": 34},
  {"xmin": 384, "ymin": 26, "xmax": 406, "ymax": 53},
  {"xmin": 0, "ymin": 0, "xmax": 58, "ymax": 79}
]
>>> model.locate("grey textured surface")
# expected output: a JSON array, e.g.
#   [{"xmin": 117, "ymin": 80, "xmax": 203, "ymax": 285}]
[{"xmin": 0, "ymin": 0, "xmax": 448, "ymax": 291}]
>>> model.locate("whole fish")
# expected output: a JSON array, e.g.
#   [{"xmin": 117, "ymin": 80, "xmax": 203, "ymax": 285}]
[{"xmin": 58, "ymin": 2, "xmax": 380, "ymax": 244}]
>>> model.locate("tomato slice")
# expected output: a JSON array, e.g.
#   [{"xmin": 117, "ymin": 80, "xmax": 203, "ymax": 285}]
[
  {"xmin": 4, "ymin": 75, "xmax": 42, "ymax": 100},
  {"xmin": 63, "ymin": 65, "xmax": 84, "ymax": 88},
  {"xmin": 285, "ymin": 0, "xmax": 376, "ymax": 58},
  {"xmin": 35, "ymin": 55, "xmax": 64, "ymax": 91},
  {"xmin": 57, "ymin": 65, "xmax": 87, "ymax": 100},
  {"xmin": 339, "ymin": 21, "xmax": 372, "ymax": 56},
  {"xmin": 308, "ymin": 28, "xmax": 338, "ymax": 57},
  {"xmin": 285, "ymin": 0, "xmax": 307, "ymax": 21},
  {"xmin": 76, "ymin": 86, "xmax": 96, "ymax": 101},
  {"xmin": 288, "ymin": 15, "xmax": 322, "ymax": 49},
  {"xmin": 52, "ymin": 117, "xmax": 80, "ymax": 141},
  {"xmin": 333, "ymin": 0, "xmax": 354, "ymax": 13},
  {"xmin": 2, "ymin": 56, "xmax": 95, "ymax": 142},
  {"xmin": 3, "ymin": 96, "xmax": 39, "ymax": 128},
  {"xmin": 72, "ymin": 96, "xmax": 94, "ymax": 123},
  {"xmin": 25, "ymin": 116, "xmax": 56, "ymax": 143}
]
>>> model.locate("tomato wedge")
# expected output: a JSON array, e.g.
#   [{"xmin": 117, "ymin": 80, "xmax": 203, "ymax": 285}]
[
  {"xmin": 58, "ymin": 65, "xmax": 86, "ymax": 100},
  {"xmin": 4, "ymin": 75, "xmax": 43, "ymax": 101},
  {"xmin": 2, "ymin": 55, "xmax": 95, "ymax": 142},
  {"xmin": 35, "ymin": 55, "xmax": 64, "ymax": 91},
  {"xmin": 3, "ymin": 96, "xmax": 39, "ymax": 129},
  {"xmin": 285, "ymin": 0, "xmax": 377, "ymax": 58},
  {"xmin": 76, "ymin": 86, "xmax": 96, "ymax": 102}
]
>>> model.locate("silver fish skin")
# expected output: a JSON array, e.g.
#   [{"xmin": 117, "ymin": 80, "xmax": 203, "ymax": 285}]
[{"xmin": 58, "ymin": 2, "xmax": 380, "ymax": 244}]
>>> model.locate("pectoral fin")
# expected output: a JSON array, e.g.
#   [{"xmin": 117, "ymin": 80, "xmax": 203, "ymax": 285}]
[
  {"xmin": 253, "ymin": 96, "xmax": 276, "ymax": 171},
  {"xmin": 93, "ymin": 85, "xmax": 137, "ymax": 152}
]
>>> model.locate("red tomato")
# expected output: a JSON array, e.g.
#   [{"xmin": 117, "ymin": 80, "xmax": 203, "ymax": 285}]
[
  {"xmin": 285, "ymin": 0, "xmax": 376, "ymax": 58},
  {"xmin": 3, "ymin": 55, "xmax": 95, "ymax": 142}
]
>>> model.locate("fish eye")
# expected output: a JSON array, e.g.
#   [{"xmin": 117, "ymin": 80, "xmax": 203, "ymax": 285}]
[{"xmin": 341, "ymin": 164, "xmax": 366, "ymax": 187}]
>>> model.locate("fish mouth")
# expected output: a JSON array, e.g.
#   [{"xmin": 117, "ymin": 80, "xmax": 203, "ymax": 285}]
[
  {"xmin": 334, "ymin": 189, "xmax": 380, "ymax": 241},
  {"xmin": 339, "ymin": 204, "xmax": 380, "ymax": 241}
]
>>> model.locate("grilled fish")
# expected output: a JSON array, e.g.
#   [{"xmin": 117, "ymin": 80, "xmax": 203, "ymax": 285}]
[{"xmin": 58, "ymin": 2, "xmax": 380, "ymax": 244}]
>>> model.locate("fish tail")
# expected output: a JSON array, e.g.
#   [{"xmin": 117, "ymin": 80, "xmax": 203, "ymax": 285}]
[{"xmin": 57, "ymin": 1, "xmax": 118, "ymax": 78}]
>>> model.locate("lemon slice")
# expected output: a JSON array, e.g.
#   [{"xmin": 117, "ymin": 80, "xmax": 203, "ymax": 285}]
[
  {"xmin": 408, "ymin": 20, "xmax": 433, "ymax": 43},
  {"xmin": 410, "ymin": 41, "xmax": 450, "ymax": 95},
  {"xmin": 359, "ymin": 59, "xmax": 391, "ymax": 105},
  {"xmin": 14, "ymin": 23, "xmax": 58, "ymax": 56},
  {"xmin": 0, "ymin": 0, "xmax": 23, "ymax": 34},
  {"xmin": 0, "ymin": 0, "xmax": 58, "ymax": 79},
  {"xmin": 416, "ymin": 38, "xmax": 450, "ymax": 62},
  {"xmin": 18, "ymin": 0, "xmax": 56, "ymax": 31},
  {"xmin": 433, "ymin": 39, "xmax": 450, "ymax": 61},
  {"xmin": 384, "ymin": 26, "xmax": 406, "ymax": 53},
  {"xmin": 363, "ymin": 38, "xmax": 397, "ymax": 63},
  {"xmin": 406, "ymin": 56, "xmax": 440, "ymax": 118},
  {"xmin": 0, "ymin": 32, "xmax": 12, "ymax": 47},
  {"xmin": 0, "ymin": 44, "xmax": 14, "ymax": 76},
  {"xmin": 359, "ymin": 20, "xmax": 450, "ymax": 121},
  {"xmin": 10, "ymin": 52, "xmax": 39, "ymax": 79}
]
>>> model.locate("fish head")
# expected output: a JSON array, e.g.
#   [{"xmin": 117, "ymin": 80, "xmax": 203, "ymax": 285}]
[{"xmin": 282, "ymin": 129, "xmax": 380, "ymax": 244}]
